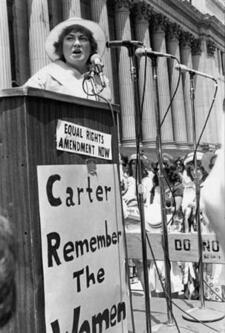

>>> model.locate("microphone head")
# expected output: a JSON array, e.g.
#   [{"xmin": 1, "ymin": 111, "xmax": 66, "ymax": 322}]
[
  {"xmin": 90, "ymin": 53, "xmax": 102, "ymax": 65},
  {"xmin": 135, "ymin": 47, "xmax": 145, "ymax": 57},
  {"xmin": 175, "ymin": 64, "xmax": 187, "ymax": 70}
]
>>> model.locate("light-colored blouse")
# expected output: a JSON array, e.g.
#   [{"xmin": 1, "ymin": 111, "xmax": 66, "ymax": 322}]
[{"xmin": 24, "ymin": 60, "xmax": 111, "ymax": 101}]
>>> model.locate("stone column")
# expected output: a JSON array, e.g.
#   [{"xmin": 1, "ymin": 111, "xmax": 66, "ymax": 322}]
[
  {"xmin": 166, "ymin": 23, "xmax": 187, "ymax": 144},
  {"xmin": 180, "ymin": 31, "xmax": 194, "ymax": 143},
  {"xmin": 132, "ymin": 2, "xmax": 156, "ymax": 147},
  {"xmin": 27, "ymin": 0, "xmax": 50, "ymax": 74},
  {"xmin": 62, "ymin": 0, "xmax": 81, "ymax": 19},
  {"xmin": 151, "ymin": 14, "xmax": 173, "ymax": 143},
  {"xmin": 191, "ymin": 38, "xmax": 209, "ymax": 144},
  {"xmin": 48, "ymin": 0, "xmax": 62, "ymax": 28},
  {"xmin": 0, "ymin": 0, "xmax": 12, "ymax": 88},
  {"xmin": 11, "ymin": 0, "xmax": 30, "ymax": 85},
  {"xmin": 90, "ymin": 0, "xmax": 114, "ymax": 102},
  {"xmin": 205, "ymin": 39, "xmax": 218, "ymax": 144},
  {"xmin": 114, "ymin": 0, "xmax": 136, "ymax": 146}
]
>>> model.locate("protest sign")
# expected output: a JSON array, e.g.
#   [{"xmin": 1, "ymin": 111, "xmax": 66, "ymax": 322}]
[{"xmin": 37, "ymin": 164, "xmax": 127, "ymax": 332}]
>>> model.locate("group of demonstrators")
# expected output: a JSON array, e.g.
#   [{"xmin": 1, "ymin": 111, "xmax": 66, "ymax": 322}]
[{"xmin": 120, "ymin": 149, "xmax": 225, "ymax": 301}]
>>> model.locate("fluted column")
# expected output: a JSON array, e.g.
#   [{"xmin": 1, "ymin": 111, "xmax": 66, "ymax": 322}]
[
  {"xmin": 48, "ymin": 0, "xmax": 62, "ymax": 28},
  {"xmin": 205, "ymin": 39, "xmax": 218, "ymax": 143},
  {"xmin": 133, "ymin": 2, "xmax": 156, "ymax": 146},
  {"xmin": 90, "ymin": 0, "xmax": 114, "ymax": 102},
  {"xmin": 27, "ymin": 0, "xmax": 50, "ymax": 74},
  {"xmin": 167, "ymin": 23, "xmax": 187, "ymax": 144},
  {"xmin": 180, "ymin": 32, "xmax": 194, "ymax": 143},
  {"xmin": 191, "ymin": 38, "xmax": 209, "ymax": 143},
  {"xmin": 151, "ymin": 14, "xmax": 173, "ymax": 143},
  {"xmin": 12, "ymin": 0, "xmax": 30, "ymax": 85},
  {"xmin": 114, "ymin": 0, "xmax": 136, "ymax": 146},
  {"xmin": 0, "ymin": 0, "xmax": 12, "ymax": 88},
  {"xmin": 62, "ymin": 0, "xmax": 81, "ymax": 19}
]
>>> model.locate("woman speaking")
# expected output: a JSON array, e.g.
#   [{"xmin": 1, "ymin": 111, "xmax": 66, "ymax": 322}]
[{"xmin": 24, "ymin": 17, "xmax": 111, "ymax": 101}]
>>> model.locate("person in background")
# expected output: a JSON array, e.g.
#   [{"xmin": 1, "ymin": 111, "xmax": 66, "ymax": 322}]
[
  {"xmin": 24, "ymin": 17, "xmax": 111, "ymax": 101},
  {"xmin": 119, "ymin": 154, "xmax": 129, "ymax": 196},
  {"xmin": 201, "ymin": 144, "xmax": 225, "ymax": 251},
  {"xmin": 122, "ymin": 154, "xmax": 153, "ymax": 210},
  {"xmin": 181, "ymin": 151, "xmax": 204, "ymax": 232},
  {"xmin": 123, "ymin": 153, "xmax": 153, "ymax": 292}
]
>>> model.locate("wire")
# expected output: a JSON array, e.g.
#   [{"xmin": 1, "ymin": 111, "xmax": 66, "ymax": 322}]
[
  {"xmin": 203, "ymin": 279, "xmax": 225, "ymax": 302},
  {"xmin": 160, "ymin": 57, "xmax": 182, "ymax": 128},
  {"xmin": 171, "ymin": 300, "xmax": 220, "ymax": 332},
  {"xmin": 82, "ymin": 74, "xmax": 116, "ymax": 128},
  {"xmin": 146, "ymin": 233, "xmax": 221, "ymax": 332},
  {"xmin": 82, "ymin": 73, "xmax": 104, "ymax": 97},
  {"xmin": 193, "ymin": 80, "xmax": 218, "ymax": 162},
  {"xmin": 139, "ymin": 51, "xmax": 148, "ymax": 126},
  {"xmin": 146, "ymin": 232, "xmax": 181, "ymax": 332},
  {"xmin": 97, "ymin": 94, "xmax": 117, "ymax": 129}
]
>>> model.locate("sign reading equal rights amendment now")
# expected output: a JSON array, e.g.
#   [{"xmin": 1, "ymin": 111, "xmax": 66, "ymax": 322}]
[
  {"xmin": 56, "ymin": 120, "xmax": 112, "ymax": 160},
  {"xmin": 37, "ymin": 164, "xmax": 127, "ymax": 333}
]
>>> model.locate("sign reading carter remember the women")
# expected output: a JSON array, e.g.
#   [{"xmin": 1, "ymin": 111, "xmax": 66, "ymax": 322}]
[
  {"xmin": 37, "ymin": 164, "xmax": 127, "ymax": 333},
  {"xmin": 56, "ymin": 120, "xmax": 112, "ymax": 160}
]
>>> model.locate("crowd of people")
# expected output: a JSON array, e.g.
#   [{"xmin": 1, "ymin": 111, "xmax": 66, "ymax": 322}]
[
  {"xmin": 0, "ymin": 13, "xmax": 223, "ymax": 329},
  {"xmin": 120, "ymin": 149, "xmax": 225, "ymax": 301}
]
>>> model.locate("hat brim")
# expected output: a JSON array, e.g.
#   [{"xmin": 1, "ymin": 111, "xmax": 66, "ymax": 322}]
[
  {"xmin": 183, "ymin": 152, "xmax": 203, "ymax": 166},
  {"xmin": 45, "ymin": 17, "xmax": 106, "ymax": 61}
]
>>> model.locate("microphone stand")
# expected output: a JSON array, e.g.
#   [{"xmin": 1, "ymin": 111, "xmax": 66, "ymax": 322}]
[
  {"xmin": 150, "ymin": 55, "xmax": 173, "ymax": 327},
  {"xmin": 182, "ymin": 73, "xmax": 225, "ymax": 323},
  {"xmin": 126, "ymin": 45, "xmax": 152, "ymax": 333},
  {"xmin": 148, "ymin": 55, "xmax": 193, "ymax": 333}
]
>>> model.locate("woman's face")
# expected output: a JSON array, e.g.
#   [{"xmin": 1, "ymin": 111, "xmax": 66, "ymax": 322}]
[
  {"xmin": 189, "ymin": 164, "xmax": 203, "ymax": 180},
  {"xmin": 62, "ymin": 30, "xmax": 91, "ymax": 72}
]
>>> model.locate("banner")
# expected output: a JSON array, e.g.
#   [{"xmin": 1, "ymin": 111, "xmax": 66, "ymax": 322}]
[
  {"xmin": 37, "ymin": 164, "xmax": 127, "ymax": 332},
  {"xmin": 56, "ymin": 120, "xmax": 112, "ymax": 160}
]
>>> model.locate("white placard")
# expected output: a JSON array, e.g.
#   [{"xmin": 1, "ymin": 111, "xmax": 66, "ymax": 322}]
[
  {"xmin": 56, "ymin": 120, "xmax": 112, "ymax": 160},
  {"xmin": 37, "ymin": 164, "xmax": 127, "ymax": 333}
]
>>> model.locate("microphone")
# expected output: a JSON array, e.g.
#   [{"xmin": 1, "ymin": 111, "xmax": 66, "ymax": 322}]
[
  {"xmin": 106, "ymin": 40, "xmax": 143, "ymax": 48},
  {"xmin": 175, "ymin": 64, "xmax": 217, "ymax": 82},
  {"xmin": 135, "ymin": 47, "xmax": 175, "ymax": 59},
  {"xmin": 90, "ymin": 53, "xmax": 106, "ymax": 87}
]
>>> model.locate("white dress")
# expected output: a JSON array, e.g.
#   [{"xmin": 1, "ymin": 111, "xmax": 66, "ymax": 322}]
[{"xmin": 181, "ymin": 170, "xmax": 195, "ymax": 212}]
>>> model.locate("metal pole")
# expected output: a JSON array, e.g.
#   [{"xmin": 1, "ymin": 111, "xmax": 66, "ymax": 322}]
[
  {"xmin": 189, "ymin": 73, "xmax": 205, "ymax": 308},
  {"xmin": 128, "ymin": 45, "xmax": 152, "ymax": 333},
  {"xmin": 151, "ymin": 55, "xmax": 173, "ymax": 324}
]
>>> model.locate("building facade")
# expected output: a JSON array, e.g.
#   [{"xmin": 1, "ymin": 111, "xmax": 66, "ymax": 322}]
[{"xmin": 2, "ymin": 0, "xmax": 225, "ymax": 158}]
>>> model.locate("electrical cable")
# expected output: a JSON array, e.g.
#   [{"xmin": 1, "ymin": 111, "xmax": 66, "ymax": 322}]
[
  {"xmin": 139, "ymin": 50, "xmax": 148, "ymax": 125},
  {"xmin": 121, "ymin": 214, "xmax": 137, "ymax": 333},
  {"xmin": 82, "ymin": 68, "xmax": 137, "ymax": 333},
  {"xmin": 203, "ymin": 279, "xmax": 225, "ymax": 302},
  {"xmin": 146, "ymin": 233, "xmax": 221, "ymax": 332},
  {"xmin": 82, "ymin": 74, "xmax": 116, "ymax": 128},
  {"xmin": 160, "ymin": 57, "xmax": 182, "ymax": 128},
  {"xmin": 82, "ymin": 72, "xmax": 104, "ymax": 96},
  {"xmin": 145, "ymin": 232, "xmax": 181, "ymax": 333},
  {"xmin": 137, "ymin": 52, "xmax": 183, "ymax": 330},
  {"xmin": 192, "ymin": 80, "xmax": 218, "ymax": 162}
]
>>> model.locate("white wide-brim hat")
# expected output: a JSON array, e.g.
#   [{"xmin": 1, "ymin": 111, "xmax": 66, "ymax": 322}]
[
  {"xmin": 183, "ymin": 151, "xmax": 203, "ymax": 166},
  {"xmin": 128, "ymin": 154, "xmax": 148, "ymax": 163},
  {"xmin": 45, "ymin": 17, "xmax": 106, "ymax": 61}
]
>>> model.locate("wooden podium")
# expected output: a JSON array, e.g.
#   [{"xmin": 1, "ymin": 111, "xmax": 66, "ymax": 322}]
[{"xmin": 0, "ymin": 88, "xmax": 120, "ymax": 333}]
